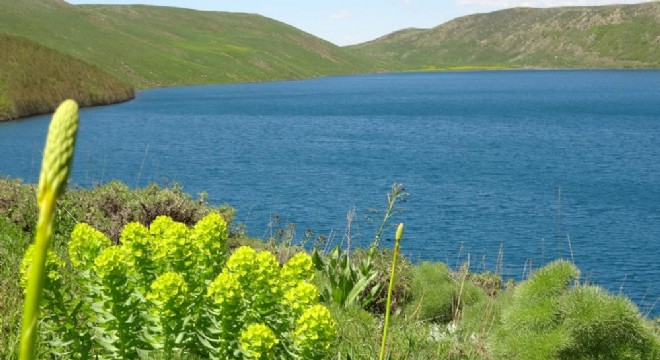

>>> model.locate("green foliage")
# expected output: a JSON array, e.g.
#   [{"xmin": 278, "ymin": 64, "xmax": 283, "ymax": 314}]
[
  {"xmin": 0, "ymin": 178, "xmax": 38, "ymax": 234},
  {"xmin": 312, "ymin": 246, "xmax": 381, "ymax": 309},
  {"xmin": 20, "ymin": 215, "xmax": 336, "ymax": 359},
  {"xmin": 406, "ymin": 262, "xmax": 486, "ymax": 323},
  {"xmin": 490, "ymin": 260, "xmax": 660, "ymax": 360},
  {"xmin": 360, "ymin": 247, "xmax": 413, "ymax": 315},
  {"xmin": 0, "ymin": 34, "xmax": 133, "ymax": 121},
  {"xmin": 557, "ymin": 286, "xmax": 660, "ymax": 359},
  {"xmin": 0, "ymin": 218, "xmax": 31, "ymax": 360}
]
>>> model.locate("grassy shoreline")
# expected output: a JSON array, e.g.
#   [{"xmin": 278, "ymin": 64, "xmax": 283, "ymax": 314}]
[{"xmin": 1, "ymin": 177, "xmax": 659, "ymax": 359}]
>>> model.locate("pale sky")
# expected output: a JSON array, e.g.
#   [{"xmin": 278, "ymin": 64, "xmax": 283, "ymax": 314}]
[{"xmin": 66, "ymin": 0, "xmax": 652, "ymax": 46}]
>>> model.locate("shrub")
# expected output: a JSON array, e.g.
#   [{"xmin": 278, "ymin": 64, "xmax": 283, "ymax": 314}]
[
  {"xmin": 557, "ymin": 286, "xmax": 660, "ymax": 359},
  {"xmin": 490, "ymin": 260, "xmax": 660, "ymax": 360}
]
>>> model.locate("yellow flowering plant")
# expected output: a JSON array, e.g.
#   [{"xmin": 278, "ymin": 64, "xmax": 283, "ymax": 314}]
[
  {"xmin": 22, "ymin": 214, "xmax": 336, "ymax": 359},
  {"xmin": 202, "ymin": 246, "xmax": 336, "ymax": 359}
]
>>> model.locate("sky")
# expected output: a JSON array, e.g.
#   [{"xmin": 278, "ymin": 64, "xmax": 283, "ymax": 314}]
[{"xmin": 66, "ymin": 0, "xmax": 652, "ymax": 46}]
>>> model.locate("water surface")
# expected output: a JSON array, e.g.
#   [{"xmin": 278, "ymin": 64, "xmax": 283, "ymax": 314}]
[{"xmin": 2, "ymin": 70, "xmax": 659, "ymax": 315}]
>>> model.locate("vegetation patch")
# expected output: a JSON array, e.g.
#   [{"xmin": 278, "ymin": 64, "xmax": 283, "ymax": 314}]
[{"xmin": 0, "ymin": 34, "xmax": 134, "ymax": 121}]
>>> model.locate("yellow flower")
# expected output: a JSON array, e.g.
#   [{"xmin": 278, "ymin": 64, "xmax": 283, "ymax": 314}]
[
  {"xmin": 240, "ymin": 323, "xmax": 278, "ymax": 359},
  {"xmin": 295, "ymin": 305, "xmax": 336, "ymax": 356},
  {"xmin": 69, "ymin": 223, "xmax": 111, "ymax": 270}
]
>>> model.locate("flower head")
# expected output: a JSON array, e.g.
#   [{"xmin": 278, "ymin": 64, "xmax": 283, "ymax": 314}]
[
  {"xmin": 240, "ymin": 323, "xmax": 278, "ymax": 359},
  {"xmin": 68, "ymin": 222, "xmax": 111, "ymax": 270}
]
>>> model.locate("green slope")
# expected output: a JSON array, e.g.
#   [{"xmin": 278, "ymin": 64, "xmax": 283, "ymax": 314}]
[
  {"xmin": 0, "ymin": 0, "xmax": 372, "ymax": 88},
  {"xmin": 0, "ymin": 34, "xmax": 134, "ymax": 121},
  {"xmin": 350, "ymin": 2, "xmax": 660, "ymax": 70}
]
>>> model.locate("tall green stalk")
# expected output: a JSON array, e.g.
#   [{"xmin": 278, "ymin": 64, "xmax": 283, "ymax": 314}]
[
  {"xmin": 378, "ymin": 223, "xmax": 404, "ymax": 360},
  {"xmin": 20, "ymin": 100, "xmax": 79, "ymax": 360}
]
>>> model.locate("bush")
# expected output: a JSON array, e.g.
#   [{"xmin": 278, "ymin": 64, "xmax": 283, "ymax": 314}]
[
  {"xmin": 0, "ymin": 178, "xmax": 235, "ymax": 244},
  {"xmin": 557, "ymin": 286, "xmax": 660, "ymax": 359},
  {"xmin": 490, "ymin": 260, "xmax": 660, "ymax": 360}
]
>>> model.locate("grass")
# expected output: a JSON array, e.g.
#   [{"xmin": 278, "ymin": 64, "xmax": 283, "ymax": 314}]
[
  {"xmin": 350, "ymin": 2, "xmax": 660, "ymax": 70},
  {"xmin": 0, "ymin": 34, "xmax": 134, "ymax": 121},
  {"xmin": 2, "ymin": 178, "xmax": 660, "ymax": 359},
  {"xmin": 0, "ymin": 0, "xmax": 373, "ymax": 89}
]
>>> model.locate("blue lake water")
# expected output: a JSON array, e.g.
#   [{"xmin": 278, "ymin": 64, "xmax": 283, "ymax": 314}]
[{"xmin": 1, "ymin": 70, "xmax": 660, "ymax": 315}]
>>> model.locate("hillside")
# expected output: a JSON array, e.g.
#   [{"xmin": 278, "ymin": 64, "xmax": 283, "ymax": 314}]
[
  {"xmin": 0, "ymin": 34, "xmax": 134, "ymax": 121},
  {"xmin": 350, "ymin": 2, "xmax": 660, "ymax": 70},
  {"xmin": 0, "ymin": 0, "xmax": 373, "ymax": 88}
]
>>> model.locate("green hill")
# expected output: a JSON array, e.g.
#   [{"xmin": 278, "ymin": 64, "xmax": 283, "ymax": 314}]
[
  {"xmin": 0, "ymin": 34, "xmax": 134, "ymax": 121},
  {"xmin": 1, "ymin": 0, "xmax": 658, "ymax": 117},
  {"xmin": 0, "ymin": 0, "xmax": 372, "ymax": 88},
  {"xmin": 350, "ymin": 2, "xmax": 660, "ymax": 70}
]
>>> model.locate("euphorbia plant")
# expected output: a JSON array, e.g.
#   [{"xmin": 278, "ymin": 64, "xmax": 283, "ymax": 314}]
[{"xmin": 23, "ymin": 214, "xmax": 337, "ymax": 359}]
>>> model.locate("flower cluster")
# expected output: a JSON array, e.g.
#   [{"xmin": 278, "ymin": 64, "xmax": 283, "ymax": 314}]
[
  {"xmin": 120, "ymin": 222, "xmax": 156, "ymax": 290},
  {"xmin": 239, "ymin": 323, "xmax": 279, "ymax": 359},
  {"xmin": 294, "ymin": 305, "xmax": 337, "ymax": 358},
  {"xmin": 147, "ymin": 272, "xmax": 189, "ymax": 318},
  {"xmin": 281, "ymin": 252, "xmax": 314, "ymax": 287},
  {"xmin": 207, "ymin": 271, "xmax": 243, "ymax": 309},
  {"xmin": 20, "ymin": 244, "xmax": 65, "ymax": 294},
  {"xmin": 192, "ymin": 213, "xmax": 228, "ymax": 256},
  {"xmin": 68, "ymin": 222, "xmax": 111, "ymax": 270},
  {"xmin": 93, "ymin": 246, "xmax": 132, "ymax": 288},
  {"xmin": 149, "ymin": 216, "xmax": 193, "ymax": 273},
  {"xmin": 283, "ymin": 282, "xmax": 318, "ymax": 317}
]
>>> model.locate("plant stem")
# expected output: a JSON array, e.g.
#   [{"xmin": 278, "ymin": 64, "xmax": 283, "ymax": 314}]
[
  {"xmin": 20, "ymin": 197, "xmax": 55, "ymax": 360},
  {"xmin": 378, "ymin": 223, "xmax": 404, "ymax": 360}
]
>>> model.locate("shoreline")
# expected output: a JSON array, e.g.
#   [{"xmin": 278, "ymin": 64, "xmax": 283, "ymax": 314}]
[{"xmin": 3, "ymin": 67, "xmax": 659, "ymax": 123}]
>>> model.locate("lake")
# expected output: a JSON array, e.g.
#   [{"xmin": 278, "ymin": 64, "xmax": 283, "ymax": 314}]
[{"xmin": 1, "ymin": 70, "xmax": 659, "ymax": 316}]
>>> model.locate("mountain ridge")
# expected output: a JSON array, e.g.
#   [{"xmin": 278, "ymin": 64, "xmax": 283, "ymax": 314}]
[{"xmin": 350, "ymin": 2, "xmax": 660, "ymax": 70}]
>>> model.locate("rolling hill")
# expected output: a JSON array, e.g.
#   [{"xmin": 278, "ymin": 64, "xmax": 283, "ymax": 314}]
[
  {"xmin": 0, "ymin": 34, "xmax": 134, "ymax": 121},
  {"xmin": 0, "ymin": 0, "xmax": 372, "ymax": 88},
  {"xmin": 1, "ymin": 0, "xmax": 658, "ymax": 120},
  {"xmin": 350, "ymin": 2, "xmax": 660, "ymax": 70}
]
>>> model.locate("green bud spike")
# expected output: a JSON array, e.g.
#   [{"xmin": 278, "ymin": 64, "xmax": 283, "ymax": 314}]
[
  {"xmin": 395, "ymin": 222, "xmax": 404, "ymax": 243},
  {"xmin": 37, "ymin": 99, "xmax": 79, "ymax": 205},
  {"xmin": 20, "ymin": 100, "xmax": 79, "ymax": 360}
]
